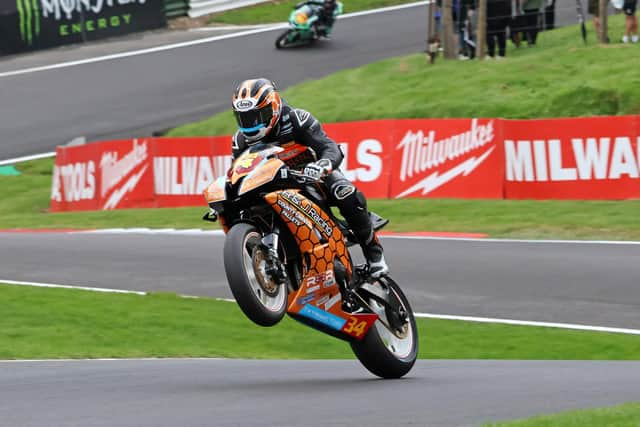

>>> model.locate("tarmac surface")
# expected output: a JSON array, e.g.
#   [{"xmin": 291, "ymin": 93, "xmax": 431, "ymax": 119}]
[
  {"xmin": 1, "ymin": 232, "xmax": 638, "ymax": 329},
  {"xmin": 2, "ymin": 359, "xmax": 640, "ymax": 427}
]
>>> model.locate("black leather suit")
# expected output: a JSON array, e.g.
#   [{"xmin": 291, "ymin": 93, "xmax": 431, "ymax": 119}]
[{"xmin": 231, "ymin": 103, "xmax": 375, "ymax": 246}]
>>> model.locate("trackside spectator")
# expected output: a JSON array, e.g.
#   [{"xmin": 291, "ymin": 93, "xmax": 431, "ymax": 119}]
[
  {"xmin": 621, "ymin": 0, "xmax": 639, "ymax": 42},
  {"xmin": 521, "ymin": 0, "xmax": 543, "ymax": 45},
  {"xmin": 487, "ymin": 0, "xmax": 512, "ymax": 57}
]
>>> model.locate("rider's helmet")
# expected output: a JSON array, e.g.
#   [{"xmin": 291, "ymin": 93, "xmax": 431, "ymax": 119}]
[{"xmin": 232, "ymin": 78, "xmax": 282, "ymax": 143}]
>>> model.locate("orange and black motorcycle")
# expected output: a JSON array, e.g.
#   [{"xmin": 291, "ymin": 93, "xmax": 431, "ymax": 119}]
[{"xmin": 203, "ymin": 143, "xmax": 418, "ymax": 378}]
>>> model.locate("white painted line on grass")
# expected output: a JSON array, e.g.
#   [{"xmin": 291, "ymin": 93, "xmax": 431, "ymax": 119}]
[
  {"xmin": 415, "ymin": 312, "xmax": 640, "ymax": 336},
  {"xmin": 2, "ymin": 279, "xmax": 639, "ymax": 336},
  {"xmin": 0, "ymin": 152, "xmax": 56, "ymax": 166},
  {"xmin": 0, "ymin": 279, "xmax": 147, "ymax": 295},
  {"xmin": 0, "ymin": 2, "xmax": 430, "ymax": 79}
]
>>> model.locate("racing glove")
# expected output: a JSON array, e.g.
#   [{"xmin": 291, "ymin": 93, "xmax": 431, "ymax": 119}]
[
  {"xmin": 202, "ymin": 208, "xmax": 218, "ymax": 222},
  {"xmin": 303, "ymin": 159, "xmax": 332, "ymax": 181}
]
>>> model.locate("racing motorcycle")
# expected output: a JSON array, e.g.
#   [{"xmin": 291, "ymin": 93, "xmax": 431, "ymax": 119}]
[
  {"xmin": 275, "ymin": 1, "xmax": 342, "ymax": 49},
  {"xmin": 203, "ymin": 143, "xmax": 418, "ymax": 379}
]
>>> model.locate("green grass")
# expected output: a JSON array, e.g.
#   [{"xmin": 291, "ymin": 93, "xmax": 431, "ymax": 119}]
[
  {"xmin": 484, "ymin": 402, "xmax": 640, "ymax": 427},
  {"xmin": 2, "ymin": 158, "xmax": 639, "ymax": 239},
  {"xmin": 169, "ymin": 15, "xmax": 639, "ymax": 138},
  {"xmin": 208, "ymin": 0, "xmax": 416, "ymax": 25},
  {"xmin": 1, "ymin": 283, "xmax": 639, "ymax": 360}
]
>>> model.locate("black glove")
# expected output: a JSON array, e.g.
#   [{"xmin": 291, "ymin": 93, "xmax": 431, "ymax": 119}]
[{"xmin": 202, "ymin": 208, "xmax": 218, "ymax": 222}]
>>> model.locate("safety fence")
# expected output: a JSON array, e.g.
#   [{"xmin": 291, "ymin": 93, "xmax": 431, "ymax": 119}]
[{"xmin": 50, "ymin": 115, "xmax": 640, "ymax": 212}]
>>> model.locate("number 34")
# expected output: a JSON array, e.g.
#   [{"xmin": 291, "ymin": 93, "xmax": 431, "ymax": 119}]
[{"xmin": 343, "ymin": 317, "xmax": 367, "ymax": 337}]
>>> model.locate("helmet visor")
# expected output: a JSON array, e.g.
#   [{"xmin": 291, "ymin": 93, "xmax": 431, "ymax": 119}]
[{"xmin": 235, "ymin": 104, "xmax": 274, "ymax": 135}]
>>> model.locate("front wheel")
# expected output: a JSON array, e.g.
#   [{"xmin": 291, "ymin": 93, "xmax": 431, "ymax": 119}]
[
  {"xmin": 350, "ymin": 276, "xmax": 418, "ymax": 378},
  {"xmin": 275, "ymin": 30, "xmax": 293, "ymax": 49},
  {"xmin": 224, "ymin": 223, "xmax": 288, "ymax": 326}
]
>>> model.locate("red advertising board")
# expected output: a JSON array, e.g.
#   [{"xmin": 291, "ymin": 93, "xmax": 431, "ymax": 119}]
[
  {"xmin": 503, "ymin": 116, "xmax": 640, "ymax": 199},
  {"xmin": 388, "ymin": 118, "xmax": 504, "ymax": 199},
  {"xmin": 51, "ymin": 138, "xmax": 154, "ymax": 212},
  {"xmin": 152, "ymin": 137, "xmax": 232, "ymax": 208},
  {"xmin": 50, "ymin": 115, "xmax": 640, "ymax": 212},
  {"xmin": 324, "ymin": 121, "xmax": 395, "ymax": 198}
]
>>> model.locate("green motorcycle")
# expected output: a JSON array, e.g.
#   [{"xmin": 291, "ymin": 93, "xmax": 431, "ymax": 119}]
[{"xmin": 275, "ymin": 1, "xmax": 343, "ymax": 49}]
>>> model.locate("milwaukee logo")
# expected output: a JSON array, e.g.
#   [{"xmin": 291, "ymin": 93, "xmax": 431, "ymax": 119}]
[
  {"xmin": 153, "ymin": 155, "xmax": 232, "ymax": 195},
  {"xmin": 397, "ymin": 119, "xmax": 495, "ymax": 181},
  {"xmin": 505, "ymin": 137, "xmax": 640, "ymax": 182},
  {"xmin": 100, "ymin": 140, "xmax": 148, "ymax": 198}
]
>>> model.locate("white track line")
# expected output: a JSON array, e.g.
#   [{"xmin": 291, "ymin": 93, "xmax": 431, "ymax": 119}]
[
  {"xmin": 0, "ymin": 152, "xmax": 56, "ymax": 166},
  {"xmin": 74, "ymin": 228, "xmax": 640, "ymax": 245},
  {"xmin": 0, "ymin": 279, "xmax": 146, "ymax": 295},
  {"xmin": 2, "ymin": 279, "xmax": 639, "ymax": 336},
  {"xmin": 0, "ymin": 1, "xmax": 429, "ymax": 79},
  {"xmin": 415, "ymin": 313, "xmax": 640, "ymax": 336},
  {"xmin": 0, "ymin": 357, "xmax": 226, "ymax": 362},
  {"xmin": 378, "ymin": 235, "xmax": 640, "ymax": 245}
]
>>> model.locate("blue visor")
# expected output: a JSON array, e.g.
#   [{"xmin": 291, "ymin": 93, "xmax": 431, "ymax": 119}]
[{"xmin": 240, "ymin": 123, "xmax": 266, "ymax": 134}]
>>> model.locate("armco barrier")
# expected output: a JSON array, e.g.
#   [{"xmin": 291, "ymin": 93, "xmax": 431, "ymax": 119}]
[
  {"xmin": 49, "ymin": 116, "xmax": 640, "ymax": 212},
  {"xmin": 0, "ymin": 0, "xmax": 166, "ymax": 55}
]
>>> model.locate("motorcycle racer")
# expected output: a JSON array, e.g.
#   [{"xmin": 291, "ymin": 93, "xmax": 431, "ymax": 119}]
[
  {"xmin": 229, "ymin": 78, "xmax": 389, "ymax": 278},
  {"xmin": 297, "ymin": 0, "xmax": 343, "ymax": 38}
]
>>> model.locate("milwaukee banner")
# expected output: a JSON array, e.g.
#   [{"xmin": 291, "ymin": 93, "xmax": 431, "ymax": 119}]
[
  {"xmin": 50, "ymin": 115, "xmax": 640, "ymax": 212},
  {"xmin": 389, "ymin": 119, "xmax": 503, "ymax": 199},
  {"xmin": 503, "ymin": 116, "xmax": 640, "ymax": 199},
  {"xmin": 51, "ymin": 138, "xmax": 155, "ymax": 212},
  {"xmin": 0, "ymin": 0, "xmax": 165, "ymax": 55}
]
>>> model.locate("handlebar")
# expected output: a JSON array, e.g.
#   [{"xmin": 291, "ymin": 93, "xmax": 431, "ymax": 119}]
[{"xmin": 288, "ymin": 169, "xmax": 325, "ymax": 184}]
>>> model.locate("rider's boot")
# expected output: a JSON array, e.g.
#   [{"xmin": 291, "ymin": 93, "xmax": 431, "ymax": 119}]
[{"xmin": 361, "ymin": 231, "xmax": 389, "ymax": 279}]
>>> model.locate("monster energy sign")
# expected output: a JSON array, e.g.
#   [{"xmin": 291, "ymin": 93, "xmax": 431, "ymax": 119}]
[{"xmin": 0, "ymin": 0, "xmax": 165, "ymax": 53}]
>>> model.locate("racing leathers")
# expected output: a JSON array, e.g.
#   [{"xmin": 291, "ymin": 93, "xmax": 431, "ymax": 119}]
[
  {"xmin": 231, "ymin": 103, "xmax": 388, "ymax": 277},
  {"xmin": 296, "ymin": 0, "xmax": 342, "ymax": 37}
]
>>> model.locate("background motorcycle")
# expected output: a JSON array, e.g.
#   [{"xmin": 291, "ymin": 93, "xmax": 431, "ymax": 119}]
[
  {"xmin": 275, "ymin": 2, "xmax": 342, "ymax": 49},
  {"xmin": 204, "ymin": 143, "xmax": 418, "ymax": 378}
]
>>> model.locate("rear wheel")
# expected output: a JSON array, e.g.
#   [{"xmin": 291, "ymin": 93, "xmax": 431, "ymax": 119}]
[
  {"xmin": 224, "ymin": 223, "xmax": 288, "ymax": 326},
  {"xmin": 350, "ymin": 276, "xmax": 418, "ymax": 379}
]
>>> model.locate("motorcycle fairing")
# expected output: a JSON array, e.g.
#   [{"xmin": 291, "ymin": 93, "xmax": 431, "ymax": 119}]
[
  {"xmin": 265, "ymin": 189, "xmax": 377, "ymax": 341},
  {"xmin": 204, "ymin": 175, "xmax": 226, "ymax": 204}
]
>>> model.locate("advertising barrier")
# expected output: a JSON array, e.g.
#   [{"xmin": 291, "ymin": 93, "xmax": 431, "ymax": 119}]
[
  {"xmin": 503, "ymin": 116, "xmax": 640, "ymax": 199},
  {"xmin": 0, "ymin": 0, "xmax": 165, "ymax": 54},
  {"xmin": 50, "ymin": 115, "xmax": 640, "ymax": 212}
]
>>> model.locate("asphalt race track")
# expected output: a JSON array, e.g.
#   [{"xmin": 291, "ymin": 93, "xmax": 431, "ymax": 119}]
[
  {"xmin": 0, "ymin": 0, "xmax": 607, "ymax": 159},
  {"xmin": 2, "ymin": 359, "xmax": 640, "ymax": 426},
  {"xmin": 1, "ymin": 232, "xmax": 639, "ymax": 329}
]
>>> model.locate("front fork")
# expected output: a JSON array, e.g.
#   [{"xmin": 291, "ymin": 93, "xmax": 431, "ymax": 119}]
[{"xmin": 258, "ymin": 226, "xmax": 289, "ymax": 285}]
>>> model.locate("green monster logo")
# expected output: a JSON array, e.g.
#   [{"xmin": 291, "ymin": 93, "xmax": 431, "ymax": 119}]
[{"xmin": 16, "ymin": 0, "xmax": 41, "ymax": 45}]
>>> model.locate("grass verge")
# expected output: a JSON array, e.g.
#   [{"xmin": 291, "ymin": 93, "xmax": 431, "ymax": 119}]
[
  {"xmin": 1, "ymin": 283, "xmax": 639, "ymax": 360},
  {"xmin": 169, "ymin": 15, "xmax": 639, "ymax": 138},
  {"xmin": 484, "ymin": 402, "xmax": 640, "ymax": 427},
  {"xmin": 207, "ymin": 0, "xmax": 418, "ymax": 25},
  {"xmin": 2, "ymin": 158, "xmax": 640, "ymax": 239}
]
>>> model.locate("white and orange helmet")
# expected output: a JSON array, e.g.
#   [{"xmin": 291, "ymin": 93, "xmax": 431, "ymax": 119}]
[{"xmin": 232, "ymin": 78, "xmax": 283, "ymax": 143}]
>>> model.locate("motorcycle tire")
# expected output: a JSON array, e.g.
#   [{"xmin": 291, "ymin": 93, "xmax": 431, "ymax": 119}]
[
  {"xmin": 224, "ymin": 223, "xmax": 288, "ymax": 327},
  {"xmin": 350, "ymin": 276, "xmax": 418, "ymax": 379},
  {"xmin": 275, "ymin": 30, "xmax": 292, "ymax": 49}
]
